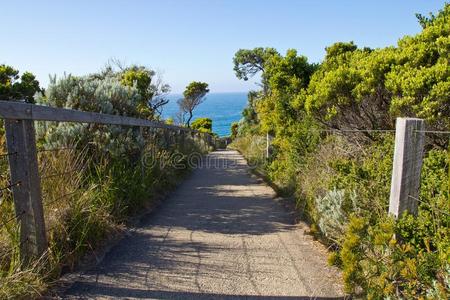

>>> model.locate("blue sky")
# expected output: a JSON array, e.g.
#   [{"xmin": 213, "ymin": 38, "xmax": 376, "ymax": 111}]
[{"xmin": 1, "ymin": 0, "xmax": 447, "ymax": 93}]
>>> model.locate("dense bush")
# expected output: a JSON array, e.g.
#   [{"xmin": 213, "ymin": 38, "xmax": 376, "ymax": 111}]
[
  {"xmin": 191, "ymin": 117, "xmax": 213, "ymax": 133},
  {"xmin": 0, "ymin": 64, "xmax": 213, "ymax": 298},
  {"xmin": 231, "ymin": 4, "xmax": 450, "ymax": 298},
  {"xmin": 0, "ymin": 64, "xmax": 41, "ymax": 103}
]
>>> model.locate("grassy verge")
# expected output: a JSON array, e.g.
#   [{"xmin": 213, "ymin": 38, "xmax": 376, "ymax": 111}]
[
  {"xmin": 0, "ymin": 129, "xmax": 212, "ymax": 299},
  {"xmin": 230, "ymin": 134, "xmax": 449, "ymax": 298}
]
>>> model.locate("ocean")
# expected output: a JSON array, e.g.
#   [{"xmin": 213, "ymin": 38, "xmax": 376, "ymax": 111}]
[{"xmin": 161, "ymin": 92, "xmax": 248, "ymax": 137}]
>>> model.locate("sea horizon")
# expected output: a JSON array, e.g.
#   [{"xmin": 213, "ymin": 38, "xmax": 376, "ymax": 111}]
[{"xmin": 161, "ymin": 92, "xmax": 248, "ymax": 137}]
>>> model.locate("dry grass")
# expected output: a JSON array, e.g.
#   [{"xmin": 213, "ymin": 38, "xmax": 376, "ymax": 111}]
[{"xmin": 0, "ymin": 128, "xmax": 212, "ymax": 299}]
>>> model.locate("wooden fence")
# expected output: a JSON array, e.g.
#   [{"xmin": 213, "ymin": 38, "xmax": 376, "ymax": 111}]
[
  {"xmin": 388, "ymin": 118, "xmax": 425, "ymax": 218},
  {"xmin": 0, "ymin": 97, "xmax": 429, "ymax": 265},
  {"xmin": 0, "ymin": 100, "xmax": 216, "ymax": 264},
  {"xmin": 265, "ymin": 117, "xmax": 426, "ymax": 219}
]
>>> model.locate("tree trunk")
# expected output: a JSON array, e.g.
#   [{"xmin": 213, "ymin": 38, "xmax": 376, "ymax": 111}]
[{"xmin": 187, "ymin": 111, "xmax": 193, "ymax": 127}]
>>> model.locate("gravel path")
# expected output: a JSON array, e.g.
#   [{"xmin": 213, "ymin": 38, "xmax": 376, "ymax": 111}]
[{"xmin": 64, "ymin": 150, "xmax": 345, "ymax": 299}]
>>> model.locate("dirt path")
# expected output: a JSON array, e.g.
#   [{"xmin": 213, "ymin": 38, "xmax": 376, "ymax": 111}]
[{"xmin": 64, "ymin": 150, "xmax": 345, "ymax": 299}]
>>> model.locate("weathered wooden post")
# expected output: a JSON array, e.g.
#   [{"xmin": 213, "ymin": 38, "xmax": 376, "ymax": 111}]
[
  {"xmin": 207, "ymin": 133, "xmax": 212, "ymax": 150},
  {"xmin": 4, "ymin": 119, "xmax": 47, "ymax": 263},
  {"xmin": 389, "ymin": 118, "xmax": 425, "ymax": 218},
  {"xmin": 163, "ymin": 128, "xmax": 170, "ymax": 148},
  {"xmin": 178, "ymin": 129, "xmax": 184, "ymax": 152}
]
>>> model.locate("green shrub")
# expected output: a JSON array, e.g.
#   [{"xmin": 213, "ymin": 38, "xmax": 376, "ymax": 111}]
[
  {"xmin": 0, "ymin": 64, "xmax": 212, "ymax": 298},
  {"xmin": 191, "ymin": 117, "xmax": 213, "ymax": 133}
]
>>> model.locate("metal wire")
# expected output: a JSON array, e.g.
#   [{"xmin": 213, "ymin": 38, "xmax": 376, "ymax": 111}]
[
  {"xmin": 0, "ymin": 210, "xmax": 26, "ymax": 228},
  {"xmin": 0, "ymin": 238, "xmax": 30, "ymax": 258},
  {"xmin": 0, "ymin": 181, "xmax": 21, "ymax": 193},
  {"xmin": 40, "ymin": 169, "xmax": 81, "ymax": 180},
  {"xmin": 44, "ymin": 190, "xmax": 80, "ymax": 207},
  {"xmin": 414, "ymin": 130, "xmax": 450, "ymax": 134},
  {"xmin": 36, "ymin": 147, "xmax": 75, "ymax": 153},
  {"xmin": 408, "ymin": 195, "xmax": 450, "ymax": 217},
  {"xmin": 308, "ymin": 128, "xmax": 396, "ymax": 133},
  {"xmin": 268, "ymin": 128, "xmax": 450, "ymax": 135},
  {"xmin": 0, "ymin": 152, "xmax": 17, "ymax": 159}
]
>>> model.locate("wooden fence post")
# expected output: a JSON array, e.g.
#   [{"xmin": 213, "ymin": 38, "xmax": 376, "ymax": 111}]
[
  {"xmin": 389, "ymin": 118, "xmax": 425, "ymax": 218},
  {"xmin": 179, "ymin": 130, "xmax": 185, "ymax": 152},
  {"xmin": 4, "ymin": 119, "xmax": 47, "ymax": 263},
  {"xmin": 162, "ymin": 128, "xmax": 169, "ymax": 148}
]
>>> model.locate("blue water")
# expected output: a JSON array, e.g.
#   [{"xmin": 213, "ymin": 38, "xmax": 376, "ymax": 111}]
[{"xmin": 161, "ymin": 92, "xmax": 248, "ymax": 137}]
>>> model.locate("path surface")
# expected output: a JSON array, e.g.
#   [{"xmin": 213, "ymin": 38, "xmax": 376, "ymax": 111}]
[{"xmin": 64, "ymin": 150, "xmax": 345, "ymax": 299}]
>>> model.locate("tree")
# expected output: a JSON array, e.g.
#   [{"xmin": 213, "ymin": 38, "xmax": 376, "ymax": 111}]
[
  {"xmin": 120, "ymin": 65, "xmax": 170, "ymax": 119},
  {"xmin": 0, "ymin": 64, "xmax": 41, "ymax": 103},
  {"xmin": 233, "ymin": 48, "xmax": 280, "ymax": 93},
  {"xmin": 324, "ymin": 41, "xmax": 358, "ymax": 61},
  {"xmin": 230, "ymin": 122, "xmax": 239, "ymax": 139},
  {"xmin": 191, "ymin": 118, "xmax": 212, "ymax": 133},
  {"xmin": 178, "ymin": 81, "xmax": 209, "ymax": 127},
  {"xmin": 233, "ymin": 47, "xmax": 279, "ymax": 80},
  {"xmin": 254, "ymin": 49, "xmax": 318, "ymax": 134},
  {"xmin": 304, "ymin": 3, "xmax": 450, "ymax": 144}
]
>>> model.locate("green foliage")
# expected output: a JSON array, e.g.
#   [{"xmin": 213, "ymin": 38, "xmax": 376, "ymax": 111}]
[
  {"xmin": 324, "ymin": 41, "xmax": 358, "ymax": 60},
  {"xmin": 304, "ymin": 143, "xmax": 448, "ymax": 298},
  {"xmin": 39, "ymin": 63, "xmax": 169, "ymax": 121},
  {"xmin": 386, "ymin": 4, "xmax": 450, "ymax": 134},
  {"xmin": 120, "ymin": 66, "xmax": 170, "ymax": 118},
  {"xmin": 228, "ymin": 134, "xmax": 267, "ymax": 170},
  {"xmin": 232, "ymin": 4, "xmax": 450, "ymax": 298},
  {"xmin": 0, "ymin": 64, "xmax": 213, "ymax": 298},
  {"xmin": 230, "ymin": 122, "xmax": 239, "ymax": 139},
  {"xmin": 233, "ymin": 47, "xmax": 279, "ymax": 82},
  {"xmin": 165, "ymin": 117, "xmax": 174, "ymax": 125},
  {"xmin": 304, "ymin": 4, "xmax": 450, "ymax": 137},
  {"xmin": 315, "ymin": 188, "xmax": 356, "ymax": 241},
  {"xmin": 338, "ymin": 208, "xmax": 449, "ymax": 299},
  {"xmin": 178, "ymin": 81, "xmax": 209, "ymax": 127},
  {"xmin": 35, "ymin": 64, "xmax": 171, "ymax": 158},
  {"xmin": 305, "ymin": 45, "xmax": 396, "ymax": 134},
  {"xmin": 0, "ymin": 64, "xmax": 41, "ymax": 103},
  {"xmin": 191, "ymin": 117, "xmax": 212, "ymax": 133}
]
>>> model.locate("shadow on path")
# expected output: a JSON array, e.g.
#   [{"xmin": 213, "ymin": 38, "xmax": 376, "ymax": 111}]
[
  {"xmin": 64, "ymin": 150, "xmax": 345, "ymax": 299},
  {"xmin": 69, "ymin": 282, "xmax": 348, "ymax": 299}
]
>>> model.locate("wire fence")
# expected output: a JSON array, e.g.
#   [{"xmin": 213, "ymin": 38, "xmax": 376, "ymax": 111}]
[
  {"xmin": 0, "ymin": 100, "xmax": 446, "ymax": 275},
  {"xmin": 0, "ymin": 112, "xmax": 216, "ymax": 268},
  {"xmin": 261, "ymin": 127, "xmax": 449, "ymax": 218}
]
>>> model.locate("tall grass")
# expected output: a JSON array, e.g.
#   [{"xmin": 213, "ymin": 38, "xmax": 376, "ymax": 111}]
[
  {"xmin": 0, "ymin": 127, "xmax": 211, "ymax": 298},
  {"xmin": 232, "ymin": 131, "xmax": 449, "ymax": 297}
]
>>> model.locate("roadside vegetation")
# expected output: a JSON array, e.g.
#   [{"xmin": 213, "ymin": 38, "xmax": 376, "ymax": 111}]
[
  {"xmin": 230, "ymin": 4, "xmax": 449, "ymax": 299},
  {"xmin": 191, "ymin": 117, "xmax": 213, "ymax": 133},
  {"xmin": 0, "ymin": 63, "xmax": 213, "ymax": 298}
]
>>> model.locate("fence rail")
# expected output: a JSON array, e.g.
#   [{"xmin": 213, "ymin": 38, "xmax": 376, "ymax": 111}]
[
  {"xmin": 265, "ymin": 117, "xmax": 428, "ymax": 220},
  {"xmin": 0, "ymin": 99, "xmax": 215, "ymax": 265},
  {"xmin": 0, "ymin": 100, "xmax": 191, "ymax": 131}
]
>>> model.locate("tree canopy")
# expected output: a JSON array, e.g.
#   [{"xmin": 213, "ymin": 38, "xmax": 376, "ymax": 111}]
[
  {"xmin": 178, "ymin": 81, "xmax": 209, "ymax": 127},
  {"xmin": 233, "ymin": 47, "xmax": 279, "ymax": 81},
  {"xmin": 120, "ymin": 65, "xmax": 170, "ymax": 118},
  {"xmin": 235, "ymin": 4, "xmax": 450, "ymax": 145},
  {"xmin": 0, "ymin": 64, "xmax": 41, "ymax": 103},
  {"xmin": 303, "ymin": 4, "xmax": 450, "ymax": 142},
  {"xmin": 231, "ymin": 5, "xmax": 450, "ymax": 297},
  {"xmin": 191, "ymin": 117, "xmax": 212, "ymax": 133}
]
